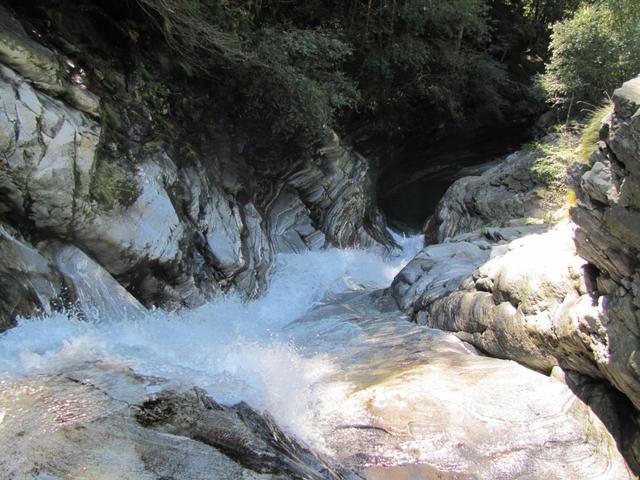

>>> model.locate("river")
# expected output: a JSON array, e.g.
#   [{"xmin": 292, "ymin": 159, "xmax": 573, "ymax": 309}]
[{"xmin": 0, "ymin": 233, "xmax": 630, "ymax": 478}]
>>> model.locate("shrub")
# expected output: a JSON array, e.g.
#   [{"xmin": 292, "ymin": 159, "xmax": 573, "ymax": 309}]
[
  {"xmin": 532, "ymin": 155, "xmax": 567, "ymax": 190},
  {"xmin": 541, "ymin": 1, "xmax": 640, "ymax": 108}
]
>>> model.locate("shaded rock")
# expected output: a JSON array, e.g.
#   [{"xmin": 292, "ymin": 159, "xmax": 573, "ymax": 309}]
[
  {"xmin": 0, "ymin": 8, "xmax": 389, "ymax": 321},
  {"xmin": 234, "ymin": 202, "xmax": 273, "ymax": 296},
  {"xmin": 582, "ymin": 160, "xmax": 619, "ymax": 205},
  {"xmin": 288, "ymin": 132, "xmax": 392, "ymax": 249},
  {"xmin": 201, "ymin": 184, "xmax": 245, "ymax": 277},
  {"xmin": 0, "ymin": 4, "xmax": 99, "ymax": 116},
  {"xmin": 0, "ymin": 4, "xmax": 64, "ymax": 95},
  {"xmin": 268, "ymin": 187, "xmax": 325, "ymax": 254},
  {"xmin": 424, "ymin": 135, "xmax": 570, "ymax": 244},
  {"xmin": 0, "ymin": 223, "xmax": 61, "ymax": 331},
  {"xmin": 137, "ymin": 388, "xmax": 346, "ymax": 479}
]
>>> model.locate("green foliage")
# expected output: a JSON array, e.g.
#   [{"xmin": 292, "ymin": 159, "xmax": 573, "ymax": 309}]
[
  {"xmin": 131, "ymin": 0, "xmax": 550, "ymax": 145},
  {"xmin": 532, "ymin": 155, "xmax": 567, "ymax": 190},
  {"xmin": 541, "ymin": 0, "xmax": 640, "ymax": 107},
  {"xmin": 579, "ymin": 102, "xmax": 613, "ymax": 161},
  {"xmin": 248, "ymin": 28, "xmax": 360, "ymax": 140},
  {"xmin": 91, "ymin": 160, "xmax": 140, "ymax": 211},
  {"xmin": 523, "ymin": 133, "xmax": 579, "ymax": 222},
  {"xmin": 349, "ymin": 0, "xmax": 510, "ymax": 127},
  {"xmin": 142, "ymin": 81, "xmax": 172, "ymax": 116}
]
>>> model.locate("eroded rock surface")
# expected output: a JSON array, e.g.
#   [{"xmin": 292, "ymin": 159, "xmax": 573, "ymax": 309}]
[
  {"xmin": 0, "ymin": 363, "xmax": 348, "ymax": 480},
  {"xmin": 391, "ymin": 79, "xmax": 640, "ymax": 471},
  {"xmin": 284, "ymin": 291, "xmax": 633, "ymax": 479},
  {"xmin": 423, "ymin": 134, "xmax": 572, "ymax": 244},
  {"xmin": 0, "ymin": 7, "xmax": 391, "ymax": 329}
]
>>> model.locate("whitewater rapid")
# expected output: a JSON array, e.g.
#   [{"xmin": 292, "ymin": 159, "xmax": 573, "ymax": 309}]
[{"xmin": 0, "ymin": 232, "xmax": 423, "ymax": 449}]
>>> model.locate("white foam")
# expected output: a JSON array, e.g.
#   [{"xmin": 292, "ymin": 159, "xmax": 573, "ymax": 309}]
[{"xmin": 0, "ymin": 237, "xmax": 422, "ymax": 447}]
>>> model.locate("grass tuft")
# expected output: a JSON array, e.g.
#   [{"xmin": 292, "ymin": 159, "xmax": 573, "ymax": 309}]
[{"xmin": 579, "ymin": 102, "xmax": 612, "ymax": 162}]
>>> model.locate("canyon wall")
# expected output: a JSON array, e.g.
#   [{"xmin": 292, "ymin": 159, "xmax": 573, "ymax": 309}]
[{"xmin": 0, "ymin": 6, "xmax": 391, "ymax": 331}]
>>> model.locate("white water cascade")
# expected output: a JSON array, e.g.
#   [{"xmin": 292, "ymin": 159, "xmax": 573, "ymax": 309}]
[
  {"xmin": 0, "ymin": 233, "xmax": 632, "ymax": 479},
  {"xmin": 0, "ymin": 234, "xmax": 420, "ymax": 442}
]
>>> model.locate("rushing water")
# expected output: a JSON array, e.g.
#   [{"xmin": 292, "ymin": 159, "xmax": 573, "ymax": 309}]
[
  {"xmin": 0, "ymin": 233, "xmax": 422, "ymax": 449},
  {"xmin": 0, "ymin": 233, "xmax": 632, "ymax": 478}
]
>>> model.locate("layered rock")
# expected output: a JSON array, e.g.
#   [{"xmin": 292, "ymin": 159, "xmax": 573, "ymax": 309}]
[
  {"xmin": 423, "ymin": 134, "xmax": 574, "ymax": 243},
  {"xmin": 390, "ymin": 89, "xmax": 640, "ymax": 469},
  {"xmin": 572, "ymin": 76, "xmax": 640, "ymax": 410},
  {"xmin": 0, "ymin": 6, "xmax": 391, "ymax": 329}
]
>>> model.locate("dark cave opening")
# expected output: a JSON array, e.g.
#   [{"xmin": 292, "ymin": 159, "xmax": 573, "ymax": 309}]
[{"xmin": 378, "ymin": 124, "xmax": 534, "ymax": 233}]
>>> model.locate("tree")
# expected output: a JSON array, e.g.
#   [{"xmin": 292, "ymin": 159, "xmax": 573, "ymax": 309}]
[{"xmin": 541, "ymin": 0, "xmax": 640, "ymax": 109}]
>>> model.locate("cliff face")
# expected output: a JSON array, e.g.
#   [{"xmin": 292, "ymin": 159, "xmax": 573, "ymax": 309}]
[
  {"xmin": 0, "ymin": 6, "xmax": 391, "ymax": 331},
  {"xmin": 572, "ymin": 76, "xmax": 640, "ymax": 412},
  {"xmin": 391, "ymin": 76, "xmax": 640, "ymax": 470}
]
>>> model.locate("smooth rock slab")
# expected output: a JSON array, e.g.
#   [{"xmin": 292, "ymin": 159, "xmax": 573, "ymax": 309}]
[
  {"xmin": 0, "ymin": 363, "xmax": 349, "ymax": 480},
  {"xmin": 284, "ymin": 292, "xmax": 633, "ymax": 479}
]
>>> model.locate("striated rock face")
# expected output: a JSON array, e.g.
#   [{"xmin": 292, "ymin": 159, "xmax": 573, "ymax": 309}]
[
  {"xmin": 390, "ymin": 90, "xmax": 640, "ymax": 469},
  {"xmin": 0, "ymin": 6, "xmax": 391, "ymax": 329},
  {"xmin": 423, "ymin": 135, "xmax": 571, "ymax": 244},
  {"xmin": 572, "ymin": 76, "xmax": 640, "ymax": 410}
]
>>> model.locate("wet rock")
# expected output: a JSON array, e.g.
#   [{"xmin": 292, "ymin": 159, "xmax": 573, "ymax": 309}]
[
  {"xmin": 137, "ymin": 388, "xmax": 347, "ymax": 479},
  {"xmin": 288, "ymin": 292, "xmax": 633, "ymax": 479},
  {"xmin": 0, "ymin": 363, "xmax": 349, "ymax": 480},
  {"xmin": 0, "ymin": 5, "xmax": 65, "ymax": 96},
  {"xmin": 43, "ymin": 242, "xmax": 147, "ymax": 321},
  {"xmin": 0, "ymin": 224, "xmax": 61, "ymax": 331}
]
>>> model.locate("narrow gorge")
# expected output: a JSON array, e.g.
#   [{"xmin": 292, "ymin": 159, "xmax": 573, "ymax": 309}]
[{"xmin": 1, "ymin": 1, "xmax": 640, "ymax": 479}]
